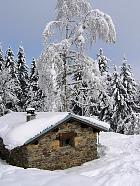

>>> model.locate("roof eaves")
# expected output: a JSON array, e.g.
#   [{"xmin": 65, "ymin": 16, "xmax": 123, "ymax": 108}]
[
  {"xmin": 70, "ymin": 114, "xmax": 109, "ymax": 132},
  {"xmin": 24, "ymin": 114, "xmax": 71, "ymax": 145},
  {"xmin": 24, "ymin": 113, "xmax": 108, "ymax": 146}
]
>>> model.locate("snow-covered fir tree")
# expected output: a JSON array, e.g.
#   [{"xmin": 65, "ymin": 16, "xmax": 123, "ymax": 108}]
[
  {"xmin": 17, "ymin": 46, "xmax": 29, "ymax": 110},
  {"xmin": 97, "ymin": 48, "xmax": 110, "ymax": 76},
  {"xmin": 111, "ymin": 66, "xmax": 126, "ymax": 132},
  {"xmin": 2, "ymin": 47, "xmax": 21, "ymax": 111},
  {"xmin": 120, "ymin": 58, "xmax": 139, "ymax": 134},
  {"xmin": 27, "ymin": 58, "xmax": 45, "ymax": 111},
  {"xmin": 110, "ymin": 65, "xmax": 137, "ymax": 134},
  {"xmin": 37, "ymin": 0, "xmax": 116, "ymax": 113},
  {"xmin": 30, "ymin": 58, "xmax": 37, "ymax": 79},
  {"xmin": 120, "ymin": 57, "xmax": 137, "ymax": 105},
  {"xmin": 0, "ymin": 66, "xmax": 21, "ymax": 113},
  {"xmin": 96, "ymin": 48, "xmax": 113, "ymax": 120},
  {"xmin": 5, "ymin": 47, "xmax": 16, "ymax": 78},
  {"xmin": 97, "ymin": 77, "xmax": 113, "ymax": 123},
  {"xmin": 5, "ymin": 47, "xmax": 14, "ymax": 68}
]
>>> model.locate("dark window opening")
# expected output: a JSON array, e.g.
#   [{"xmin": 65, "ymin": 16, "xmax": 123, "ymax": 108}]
[
  {"xmin": 59, "ymin": 132, "xmax": 76, "ymax": 147},
  {"xmin": 61, "ymin": 138, "xmax": 71, "ymax": 147}
]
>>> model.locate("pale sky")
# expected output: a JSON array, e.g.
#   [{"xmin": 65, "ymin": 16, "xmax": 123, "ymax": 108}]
[{"xmin": 0, "ymin": 0, "xmax": 140, "ymax": 79}]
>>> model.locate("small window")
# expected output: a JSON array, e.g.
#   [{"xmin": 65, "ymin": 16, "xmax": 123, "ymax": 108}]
[
  {"xmin": 59, "ymin": 132, "xmax": 76, "ymax": 147},
  {"xmin": 61, "ymin": 138, "xmax": 71, "ymax": 147}
]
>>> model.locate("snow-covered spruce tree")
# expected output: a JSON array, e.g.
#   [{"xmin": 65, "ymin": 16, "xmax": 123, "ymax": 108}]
[
  {"xmin": 97, "ymin": 80, "xmax": 113, "ymax": 123},
  {"xmin": 0, "ymin": 65, "xmax": 21, "ymax": 113},
  {"xmin": 111, "ymin": 66, "xmax": 126, "ymax": 132},
  {"xmin": 120, "ymin": 58, "xmax": 139, "ymax": 134},
  {"xmin": 110, "ymin": 65, "xmax": 136, "ymax": 134},
  {"xmin": 96, "ymin": 48, "xmax": 113, "ymax": 121},
  {"xmin": 120, "ymin": 57, "xmax": 137, "ymax": 106},
  {"xmin": 5, "ymin": 47, "xmax": 14, "ymax": 67},
  {"xmin": 37, "ymin": 0, "xmax": 116, "ymax": 113},
  {"xmin": 3, "ymin": 47, "xmax": 21, "ymax": 111},
  {"xmin": 17, "ymin": 46, "xmax": 29, "ymax": 110},
  {"xmin": 27, "ymin": 58, "xmax": 45, "ymax": 111},
  {"xmin": 97, "ymin": 48, "xmax": 109, "ymax": 76},
  {"xmin": 0, "ymin": 69, "xmax": 9, "ymax": 115},
  {"xmin": 30, "ymin": 58, "xmax": 37, "ymax": 79},
  {"xmin": 5, "ymin": 47, "xmax": 16, "ymax": 78}
]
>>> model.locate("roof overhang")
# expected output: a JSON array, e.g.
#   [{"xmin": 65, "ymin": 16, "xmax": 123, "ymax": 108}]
[{"xmin": 25, "ymin": 113, "xmax": 109, "ymax": 146}]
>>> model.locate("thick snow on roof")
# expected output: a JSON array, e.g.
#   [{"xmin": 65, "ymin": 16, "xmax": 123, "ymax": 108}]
[
  {"xmin": 79, "ymin": 115, "xmax": 109, "ymax": 131},
  {"xmin": 0, "ymin": 112, "xmax": 109, "ymax": 150}
]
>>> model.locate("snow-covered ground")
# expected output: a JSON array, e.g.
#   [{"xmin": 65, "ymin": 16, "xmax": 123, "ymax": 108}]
[{"xmin": 1, "ymin": 132, "xmax": 140, "ymax": 186}]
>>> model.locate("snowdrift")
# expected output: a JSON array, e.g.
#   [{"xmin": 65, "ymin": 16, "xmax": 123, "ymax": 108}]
[{"xmin": 0, "ymin": 132, "xmax": 140, "ymax": 186}]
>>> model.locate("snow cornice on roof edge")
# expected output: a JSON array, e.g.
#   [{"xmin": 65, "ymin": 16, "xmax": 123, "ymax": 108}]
[{"xmin": 24, "ymin": 113, "xmax": 109, "ymax": 145}]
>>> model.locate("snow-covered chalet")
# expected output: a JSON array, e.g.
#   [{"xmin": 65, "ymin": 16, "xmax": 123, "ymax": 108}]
[{"xmin": 0, "ymin": 109, "xmax": 109, "ymax": 170}]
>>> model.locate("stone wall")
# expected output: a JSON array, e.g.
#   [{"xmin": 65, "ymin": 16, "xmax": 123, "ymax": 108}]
[
  {"xmin": 0, "ymin": 137, "xmax": 28, "ymax": 168},
  {"xmin": 0, "ymin": 137, "xmax": 10, "ymax": 161},
  {"xmin": 26, "ymin": 121, "xmax": 98, "ymax": 170},
  {"xmin": 1, "ymin": 121, "xmax": 99, "ymax": 170},
  {"xmin": 8, "ymin": 146, "xmax": 28, "ymax": 168}
]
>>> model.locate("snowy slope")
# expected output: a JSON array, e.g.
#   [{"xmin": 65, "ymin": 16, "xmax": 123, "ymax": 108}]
[{"xmin": 0, "ymin": 132, "xmax": 140, "ymax": 186}]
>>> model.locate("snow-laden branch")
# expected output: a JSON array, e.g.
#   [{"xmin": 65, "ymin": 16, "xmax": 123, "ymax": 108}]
[
  {"xmin": 43, "ymin": 21, "xmax": 62, "ymax": 42},
  {"xmin": 83, "ymin": 9, "xmax": 116, "ymax": 43},
  {"xmin": 56, "ymin": 0, "xmax": 91, "ymax": 21}
]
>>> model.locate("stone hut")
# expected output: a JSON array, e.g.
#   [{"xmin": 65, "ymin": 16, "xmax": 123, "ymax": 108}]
[{"xmin": 0, "ymin": 111, "xmax": 109, "ymax": 170}]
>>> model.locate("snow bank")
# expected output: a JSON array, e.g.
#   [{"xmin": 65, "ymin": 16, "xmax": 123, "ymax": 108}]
[{"xmin": 1, "ymin": 132, "xmax": 140, "ymax": 186}]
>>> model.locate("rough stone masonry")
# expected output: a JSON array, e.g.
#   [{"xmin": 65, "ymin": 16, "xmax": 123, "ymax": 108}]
[{"xmin": 0, "ymin": 121, "xmax": 99, "ymax": 170}]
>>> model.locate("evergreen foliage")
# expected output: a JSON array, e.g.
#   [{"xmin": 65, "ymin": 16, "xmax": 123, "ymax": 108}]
[
  {"xmin": 96, "ymin": 49, "xmax": 112, "ymax": 121},
  {"xmin": 27, "ymin": 58, "xmax": 45, "ymax": 111},
  {"xmin": 110, "ymin": 63, "xmax": 138, "ymax": 135},
  {"xmin": 0, "ymin": 66, "xmax": 19, "ymax": 113},
  {"xmin": 2, "ymin": 47, "xmax": 20, "ymax": 111},
  {"xmin": 5, "ymin": 47, "xmax": 16, "ymax": 78},
  {"xmin": 120, "ymin": 58, "xmax": 137, "ymax": 103},
  {"xmin": 17, "ymin": 46, "xmax": 29, "ymax": 110},
  {"xmin": 97, "ymin": 48, "xmax": 109, "ymax": 76}
]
